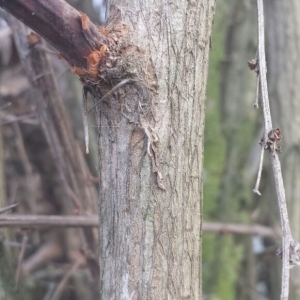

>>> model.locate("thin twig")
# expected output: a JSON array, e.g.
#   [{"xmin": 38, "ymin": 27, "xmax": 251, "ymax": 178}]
[
  {"xmin": 12, "ymin": 122, "xmax": 33, "ymax": 175},
  {"xmin": 65, "ymin": 184, "xmax": 83, "ymax": 213},
  {"xmin": 4, "ymin": 241, "xmax": 32, "ymax": 248},
  {"xmin": 43, "ymin": 282, "xmax": 56, "ymax": 300},
  {"xmin": 0, "ymin": 215, "xmax": 98, "ymax": 228},
  {"xmin": 15, "ymin": 232, "xmax": 28, "ymax": 287},
  {"xmin": 8, "ymin": 182, "xmax": 18, "ymax": 206},
  {"xmin": 0, "ymin": 112, "xmax": 37, "ymax": 125},
  {"xmin": 87, "ymin": 79, "xmax": 132, "ymax": 114},
  {"xmin": 254, "ymin": 74, "xmax": 260, "ymax": 108},
  {"xmin": 252, "ymin": 139, "xmax": 264, "ymax": 195},
  {"xmin": 82, "ymin": 87, "xmax": 89, "ymax": 154},
  {"xmin": 0, "ymin": 203, "xmax": 18, "ymax": 215},
  {"xmin": 50, "ymin": 259, "xmax": 83, "ymax": 300},
  {"xmin": 202, "ymin": 222, "xmax": 276, "ymax": 237},
  {"xmin": 256, "ymin": 0, "xmax": 300, "ymax": 299},
  {"xmin": 23, "ymin": 242, "xmax": 62, "ymax": 274},
  {"xmin": 0, "ymin": 214, "xmax": 276, "ymax": 239},
  {"xmin": 0, "ymin": 102, "xmax": 11, "ymax": 110}
]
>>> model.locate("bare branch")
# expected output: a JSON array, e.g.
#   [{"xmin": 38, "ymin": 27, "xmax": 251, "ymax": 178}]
[
  {"xmin": 0, "ymin": 112, "xmax": 37, "ymax": 125},
  {"xmin": 0, "ymin": 203, "xmax": 18, "ymax": 215},
  {"xmin": 23, "ymin": 242, "xmax": 62, "ymax": 274},
  {"xmin": 50, "ymin": 258, "xmax": 84, "ymax": 300},
  {"xmin": 254, "ymin": 74, "xmax": 260, "ymax": 108},
  {"xmin": 15, "ymin": 233, "xmax": 29, "ymax": 286},
  {"xmin": 87, "ymin": 79, "xmax": 133, "ymax": 114},
  {"xmin": 202, "ymin": 222, "xmax": 276, "ymax": 237},
  {"xmin": 253, "ymin": 139, "xmax": 264, "ymax": 195},
  {"xmin": 248, "ymin": 53, "xmax": 260, "ymax": 109},
  {"xmin": 0, "ymin": 215, "xmax": 98, "ymax": 228},
  {"xmin": 0, "ymin": 214, "xmax": 276, "ymax": 240},
  {"xmin": 255, "ymin": 1, "xmax": 300, "ymax": 298},
  {"xmin": 82, "ymin": 87, "xmax": 90, "ymax": 154},
  {"xmin": 0, "ymin": 0, "xmax": 108, "ymax": 69}
]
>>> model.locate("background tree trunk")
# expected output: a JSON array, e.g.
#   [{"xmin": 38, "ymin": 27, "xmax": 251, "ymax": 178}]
[
  {"xmin": 97, "ymin": 1, "xmax": 215, "ymax": 299},
  {"xmin": 203, "ymin": 1, "xmax": 260, "ymax": 298}
]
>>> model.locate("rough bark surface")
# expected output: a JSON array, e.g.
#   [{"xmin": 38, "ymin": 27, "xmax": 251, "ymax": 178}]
[
  {"xmin": 0, "ymin": 0, "xmax": 215, "ymax": 298},
  {"xmin": 265, "ymin": 1, "xmax": 300, "ymax": 299},
  {"xmin": 95, "ymin": 1, "xmax": 215, "ymax": 299}
]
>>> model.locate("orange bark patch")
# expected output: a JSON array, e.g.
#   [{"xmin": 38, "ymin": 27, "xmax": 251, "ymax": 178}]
[
  {"xmin": 80, "ymin": 13, "xmax": 90, "ymax": 31},
  {"xmin": 71, "ymin": 66, "xmax": 88, "ymax": 76},
  {"xmin": 71, "ymin": 45, "xmax": 107, "ymax": 78},
  {"xmin": 98, "ymin": 26, "xmax": 108, "ymax": 37},
  {"xmin": 86, "ymin": 45, "xmax": 107, "ymax": 78}
]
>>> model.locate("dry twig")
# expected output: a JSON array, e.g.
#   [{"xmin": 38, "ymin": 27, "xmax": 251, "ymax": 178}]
[
  {"xmin": 50, "ymin": 258, "xmax": 83, "ymax": 300},
  {"xmin": 1, "ymin": 214, "xmax": 277, "ymax": 240},
  {"xmin": 23, "ymin": 242, "xmax": 62, "ymax": 274},
  {"xmin": 252, "ymin": 138, "xmax": 264, "ymax": 195},
  {"xmin": 202, "ymin": 222, "xmax": 276, "ymax": 237},
  {"xmin": 0, "ymin": 203, "xmax": 18, "ymax": 215},
  {"xmin": 15, "ymin": 232, "xmax": 29, "ymax": 286},
  {"xmin": 82, "ymin": 87, "xmax": 89, "ymax": 154},
  {"xmin": 87, "ymin": 79, "xmax": 132, "ymax": 114},
  {"xmin": 0, "ymin": 215, "xmax": 98, "ymax": 228},
  {"xmin": 253, "ymin": 1, "xmax": 300, "ymax": 299},
  {"xmin": 254, "ymin": 73, "xmax": 260, "ymax": 108}
]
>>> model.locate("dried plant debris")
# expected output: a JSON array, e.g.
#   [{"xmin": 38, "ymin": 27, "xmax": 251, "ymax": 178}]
[
  {"xmin": 276, "ymin": 241, "xmax": 300, "ymax": 268},
  {"xmin": 265, "ymin": 128, "xmax": 282, "ymax": 153},
  {"xmin": 248, "ymin": 58, "xmax": 258, "ymax": 72}
]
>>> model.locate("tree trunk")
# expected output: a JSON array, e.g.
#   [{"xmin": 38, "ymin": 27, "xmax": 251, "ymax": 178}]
[
  {"xmin": 97, "ymin": 1, "xmax": 215, "ymax": 299},
  {"xmin": 0, "ymin": 0, "xmax": 216, "ymax": 298}
]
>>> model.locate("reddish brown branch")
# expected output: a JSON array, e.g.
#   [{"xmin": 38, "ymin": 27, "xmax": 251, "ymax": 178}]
[{"xmin": 0, "ymin": 0, "xmax": 108, "ymax": 69}]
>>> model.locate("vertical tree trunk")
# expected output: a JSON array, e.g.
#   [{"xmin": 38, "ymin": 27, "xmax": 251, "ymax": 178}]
[
  {"xmin": 97, "ymin": 1, "xmax": 215, "ymax": 299},
  {"xmin": 0, "ymin": 0, "xmax": 216, "ymax": 298},
  {"xmin": 265, "ymin": 1, "xmax": 300, "ymax": 299}
]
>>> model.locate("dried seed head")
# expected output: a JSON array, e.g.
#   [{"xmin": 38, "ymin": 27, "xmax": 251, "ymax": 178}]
[
  {"xmin": 248, "ymin": 58, "xmax": 258, "ymax": 71},
  {"xmin": 268, "ymin": 128, "xmax": 282, "ymax": 142}
]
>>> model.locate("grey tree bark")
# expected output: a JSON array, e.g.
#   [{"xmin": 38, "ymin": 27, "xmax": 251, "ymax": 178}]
[{"xmin": 97, "ymin": 1, "xmax": 216, "ymax": 299}]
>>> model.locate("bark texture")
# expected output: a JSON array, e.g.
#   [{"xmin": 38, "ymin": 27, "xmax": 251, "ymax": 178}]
[
  {"xmin": 0, "ymin": 0, "xmax": 215, "ymax": 298},
  {"xmin": 265, "ymin": 1, "xmax": 300, "ymax": 299},
  {"xmin": 96, "ymin": 1, "xmax": 215, "ymax": 299}
]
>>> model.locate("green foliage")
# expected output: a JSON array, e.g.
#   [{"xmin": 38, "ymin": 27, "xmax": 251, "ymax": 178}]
[
  {"xmin": 203, "ymin": 233, "xmax": 245, "ymax": 299},
  {"xmin": 203, "ymin": 1, "xmax": 227, "ymax": 217},
  {"xmin": 203, "ymin": 1, "xmax": 248, "ymax": 298}
]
